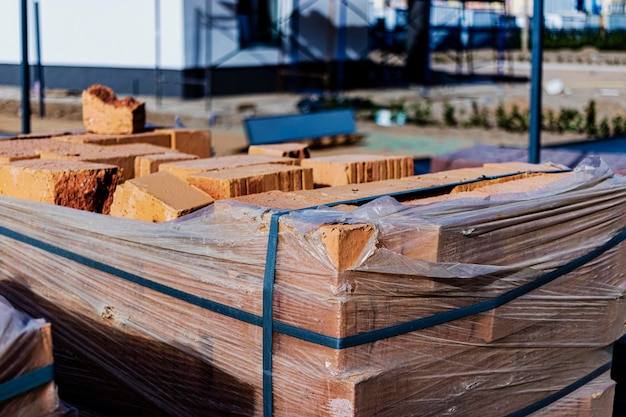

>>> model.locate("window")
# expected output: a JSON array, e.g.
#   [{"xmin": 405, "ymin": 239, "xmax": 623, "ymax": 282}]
[{"xmin": 237, "ymin": 0, "xmax": 279, "ymax": 48}]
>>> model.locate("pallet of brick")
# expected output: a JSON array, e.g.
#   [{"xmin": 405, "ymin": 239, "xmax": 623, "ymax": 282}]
[
  {"xmin": 82, "ymin": 84, "xmax": 146, "ymax": 134},
  {"xmin": 185, "ymin": 163, "xmax": 313, "ymax": 200},
  {"xmin": 0, "ymin": 295, "xmax": 76, "ymax": 417},
  {"xmin": 248, "ymin": 143, "xmax": 311, "ymax": 159},
  {"xmin": 110, "ymin": 171, "xmax": 214, "ymax": 222},
  {"xmin": 0, "ymin": 159, "xmax": 121, "ymax": 213},
  {"xmin": 0, "ymin": 159, "xmax": 625, "ymax": 416},
  {"xmin": 300, "ymin": 154, "xmax": 414, "ymax": 187}
]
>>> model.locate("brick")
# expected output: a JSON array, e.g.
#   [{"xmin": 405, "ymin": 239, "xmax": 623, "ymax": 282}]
[
  {"xmin": 109, "ymin": 171, "xmax": 214, "ymax": 222},
  {"xmin": 185, "ymin": 163, "xmax": 313, "ymax": 200},
  {"xmin": 40, "ymin": 143, "xmax": 175, "ymax": 181},
  {"xmin": 300, "ymin": 154, "xmax": 414, "ymax": 187},
  {"xmin": 248, "ymin": 142, "xmax": 310, "ymax": 159},
  {"xmin": 155, "ymin": 128, "xmax": 213, "ymax": 158},
  {"xmin": 159, "ymin": 154, "xmax": 297, "ymax": 179},
  {"xmin": 135, "ymin": 152, "xmax": 199, "ymax": 177},
  {"xmin": 82, "ymin": 84, "xmax": 146, "ymax": 134},
  {"xmin": 0, "ymin": 159, "xmax": 121, "ymax": 213},
  {"xmin": 54, "ymin": 131, "xmax": 171, "ymax": 148}
]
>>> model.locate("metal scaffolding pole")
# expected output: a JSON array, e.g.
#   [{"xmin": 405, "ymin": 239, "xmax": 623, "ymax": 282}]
[
  {"xmin": 20, "ymin": 0, "xmax": 31, "ymax": 134},
  {"xmin": 528, "ymin": 0, "xmax": 544, "ymax": 163}
]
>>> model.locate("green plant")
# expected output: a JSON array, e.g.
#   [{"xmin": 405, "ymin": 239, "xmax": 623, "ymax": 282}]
[
  {"xmin": 599, "ymin": 117, "xmax": 611, "ymax": 137},
  {"xmin": 557, "ymin": 107, "xmax": 583, "ymax": 133},
  {"xmin": 463, "ymin": 101, "xmax": 490, "ymax": 129},
  {"xmin": 612, "ymin": 115, "xmax": 624, "ymax": 136},
  {"xmin": 442, "ymin": 101, "xmax": 457, "ymax": 127},
  {"xmin": 495, "ymin": 103, "xmax": 510, "ymax": 130},
  {"xmin": 543, "ymin": 109, "xmax": 558, "ymax": 132},
  {"xmin": 407, "ymin": 100, "xmax": 432, "ymax": 126},
  {"xmin": 584, "ymin": 99, "xmax": 598, "ymax": 136},
  {"xmin": 510, "ymin": 105, "xmax": 529, "ymax": 132}
]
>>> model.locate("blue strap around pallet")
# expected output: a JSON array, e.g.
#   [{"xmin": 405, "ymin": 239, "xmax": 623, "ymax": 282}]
[
  {"xmin": 0, "ymin": 364, "xmax": 54, "ymax": 403},
  {"xmin": 505, "ymin": 362, "xmax": 612, "ymax": 417}
]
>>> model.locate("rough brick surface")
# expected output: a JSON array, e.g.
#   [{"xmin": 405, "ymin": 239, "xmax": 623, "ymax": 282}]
[
  {"xmin": 110, "ymin": 171, "xmax": 214, "ymax": 222},
  {"xmin": 300, "ymin": 154, "xmax": 415, "ymax": 187},
  {"xmin": 248, "ymin": 143, "xmax": 310, "ymax": 159},
  {"xmin": 159, "ymin": 154, "xmax": 297, "ymax": 179},
  {"xmin": 0, "ymin": 159, "xmax": 121, "ymax": 213},
  {"xmin": 82, "ymin": 84, "xmax": 146, "ymax": 135},
  {"xmin": 0, "ymin": 139, "xmax": 48, "ymax": 162},
  {"xmin": 135, "ymin": 152, "xmax": 199, "ymax": 177},
  {"xmin": 54, "ymin": 131, "xmax": 171, "ymax": 148},
  {"xmin": 40, "ymin": 143, "xmax": 176, "ymax": 181},
  {"xmin": 155, "ymin": 128, "xmax": 213, "ymax": 158},
  {"xmin": 185, "ymin": 163, "xmax": 313, "ymax": 200}
]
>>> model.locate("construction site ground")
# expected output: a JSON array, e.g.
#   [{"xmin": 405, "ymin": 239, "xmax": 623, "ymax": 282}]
[{"xmin": 2, "ymin": 47, "xmax": 626, "ymax": 162}]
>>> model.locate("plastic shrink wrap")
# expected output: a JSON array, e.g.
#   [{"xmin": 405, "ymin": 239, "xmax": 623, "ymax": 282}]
[
  {"xmin": 0, "ymin": 157, "xmax": 624, "ymax": 416},
  {"xmin": 0, "ymin": 295, "xmax": 75, "ymax": 417}
]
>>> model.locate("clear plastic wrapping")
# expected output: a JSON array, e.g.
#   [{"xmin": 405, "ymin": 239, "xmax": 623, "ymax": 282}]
[
  {"xmin": 0, "ymin": 296, "xmax": 75, "ymax": 417},
  {"xmin": 0, "ymin": 158, "xmax": 624, "ymax": 416}
]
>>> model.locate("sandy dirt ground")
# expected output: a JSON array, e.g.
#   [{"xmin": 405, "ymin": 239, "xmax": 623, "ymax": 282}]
[{"xmin": 2, "ymin": 48, "xmax": 626, "ymax": 158}]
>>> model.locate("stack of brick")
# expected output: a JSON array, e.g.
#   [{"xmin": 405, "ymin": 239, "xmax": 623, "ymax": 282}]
[
  {"xmin": 0, "ymin": 159, "xmax": 624, "ymax": 416},
  {"xmin": 0, "ymin": 128, "xmax": 210, "ymax": 214},
  {"xmin": 0, "ymin": 295, "xmax": 76, "ymax": 417}
]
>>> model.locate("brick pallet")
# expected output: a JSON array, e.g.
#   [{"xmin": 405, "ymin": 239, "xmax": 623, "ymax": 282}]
[{"xmin": 0, "ymin": 157, "xmax": 625, "ymax": 416}]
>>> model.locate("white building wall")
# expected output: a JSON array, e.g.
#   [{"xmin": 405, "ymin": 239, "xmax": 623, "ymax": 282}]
[
  {"xmin": 0, "ymin": 0, "xmax": 186, "ymax": 69},
  {"xmin": 0, "ymin": 0, "xmax": 371, "ymax": 71}
]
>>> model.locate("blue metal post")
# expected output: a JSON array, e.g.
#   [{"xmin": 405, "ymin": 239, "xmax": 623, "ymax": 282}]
[
  {"xmin": 34, "ymin": 0, "xmax": 45, "ymax": 118},
  {"xmin": 528, "ymin": 0, "xmax": 544, "ymax": 163},
  {"xmin": 336, "ymin": 0, "xmax": 347, "ymax": 92},
  {"xmin": 21, "ymin": 0, "xmax": 31, "ymax": 134}
]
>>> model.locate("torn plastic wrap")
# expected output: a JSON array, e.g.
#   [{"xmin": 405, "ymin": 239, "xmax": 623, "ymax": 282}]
[
  {"xmin": 0, "ymin": 158, "xmax": 624, "ymax": 416},
  {"xmin": 0, "ymin": 295, "xmax": 75, "ymax": 417}
]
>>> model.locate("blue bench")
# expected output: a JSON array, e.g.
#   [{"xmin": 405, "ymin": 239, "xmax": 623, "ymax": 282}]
[{"xmin": 243, "ymin": 109, "xmax": 364, "ymax": 146}]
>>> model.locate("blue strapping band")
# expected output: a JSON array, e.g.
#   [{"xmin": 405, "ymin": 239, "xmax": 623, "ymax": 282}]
[
  {"xmin": 505, "ymin": 361, "xmax": 612, "ymax": 417},
  {"xmin": 0, "ymin": 364, "xmax": 54, "ymax": 403},
  {"xmin": 0, "ymin": 226, "xmax": 263, "ymax": 328},
  {"xmin": 262, "ymin": 211, "xmax": 288, "ymax": 417}
]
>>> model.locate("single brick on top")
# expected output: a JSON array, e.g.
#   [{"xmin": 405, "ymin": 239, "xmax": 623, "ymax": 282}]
[
  {"xmin": 159, "ymin": 154, "xmax": 298, "ymax": 179},
  {"xmin": 155, "ymin": 128, "xmax": 213, "ymax": 158},
  {"xmin": 185, "ymin": 163, "xmax": 313, "ymax": 200},
  {"xmin": 109, "ymin": 171, "xmax": 214, "ymax": 222},
  {"xmin": 0, "ymin": 159, "xmax": 122, "ymax": 213},
  {"xmin": 134, "ymin": 152, "xmax": 199, "ymax": 177},
  {"xmin": 39, "ymin": 143, "xmax": 177, "ymax": 181},
  {"xmin": 300, "ymin": 154, "xmax": 415, "ymax": 187}
]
